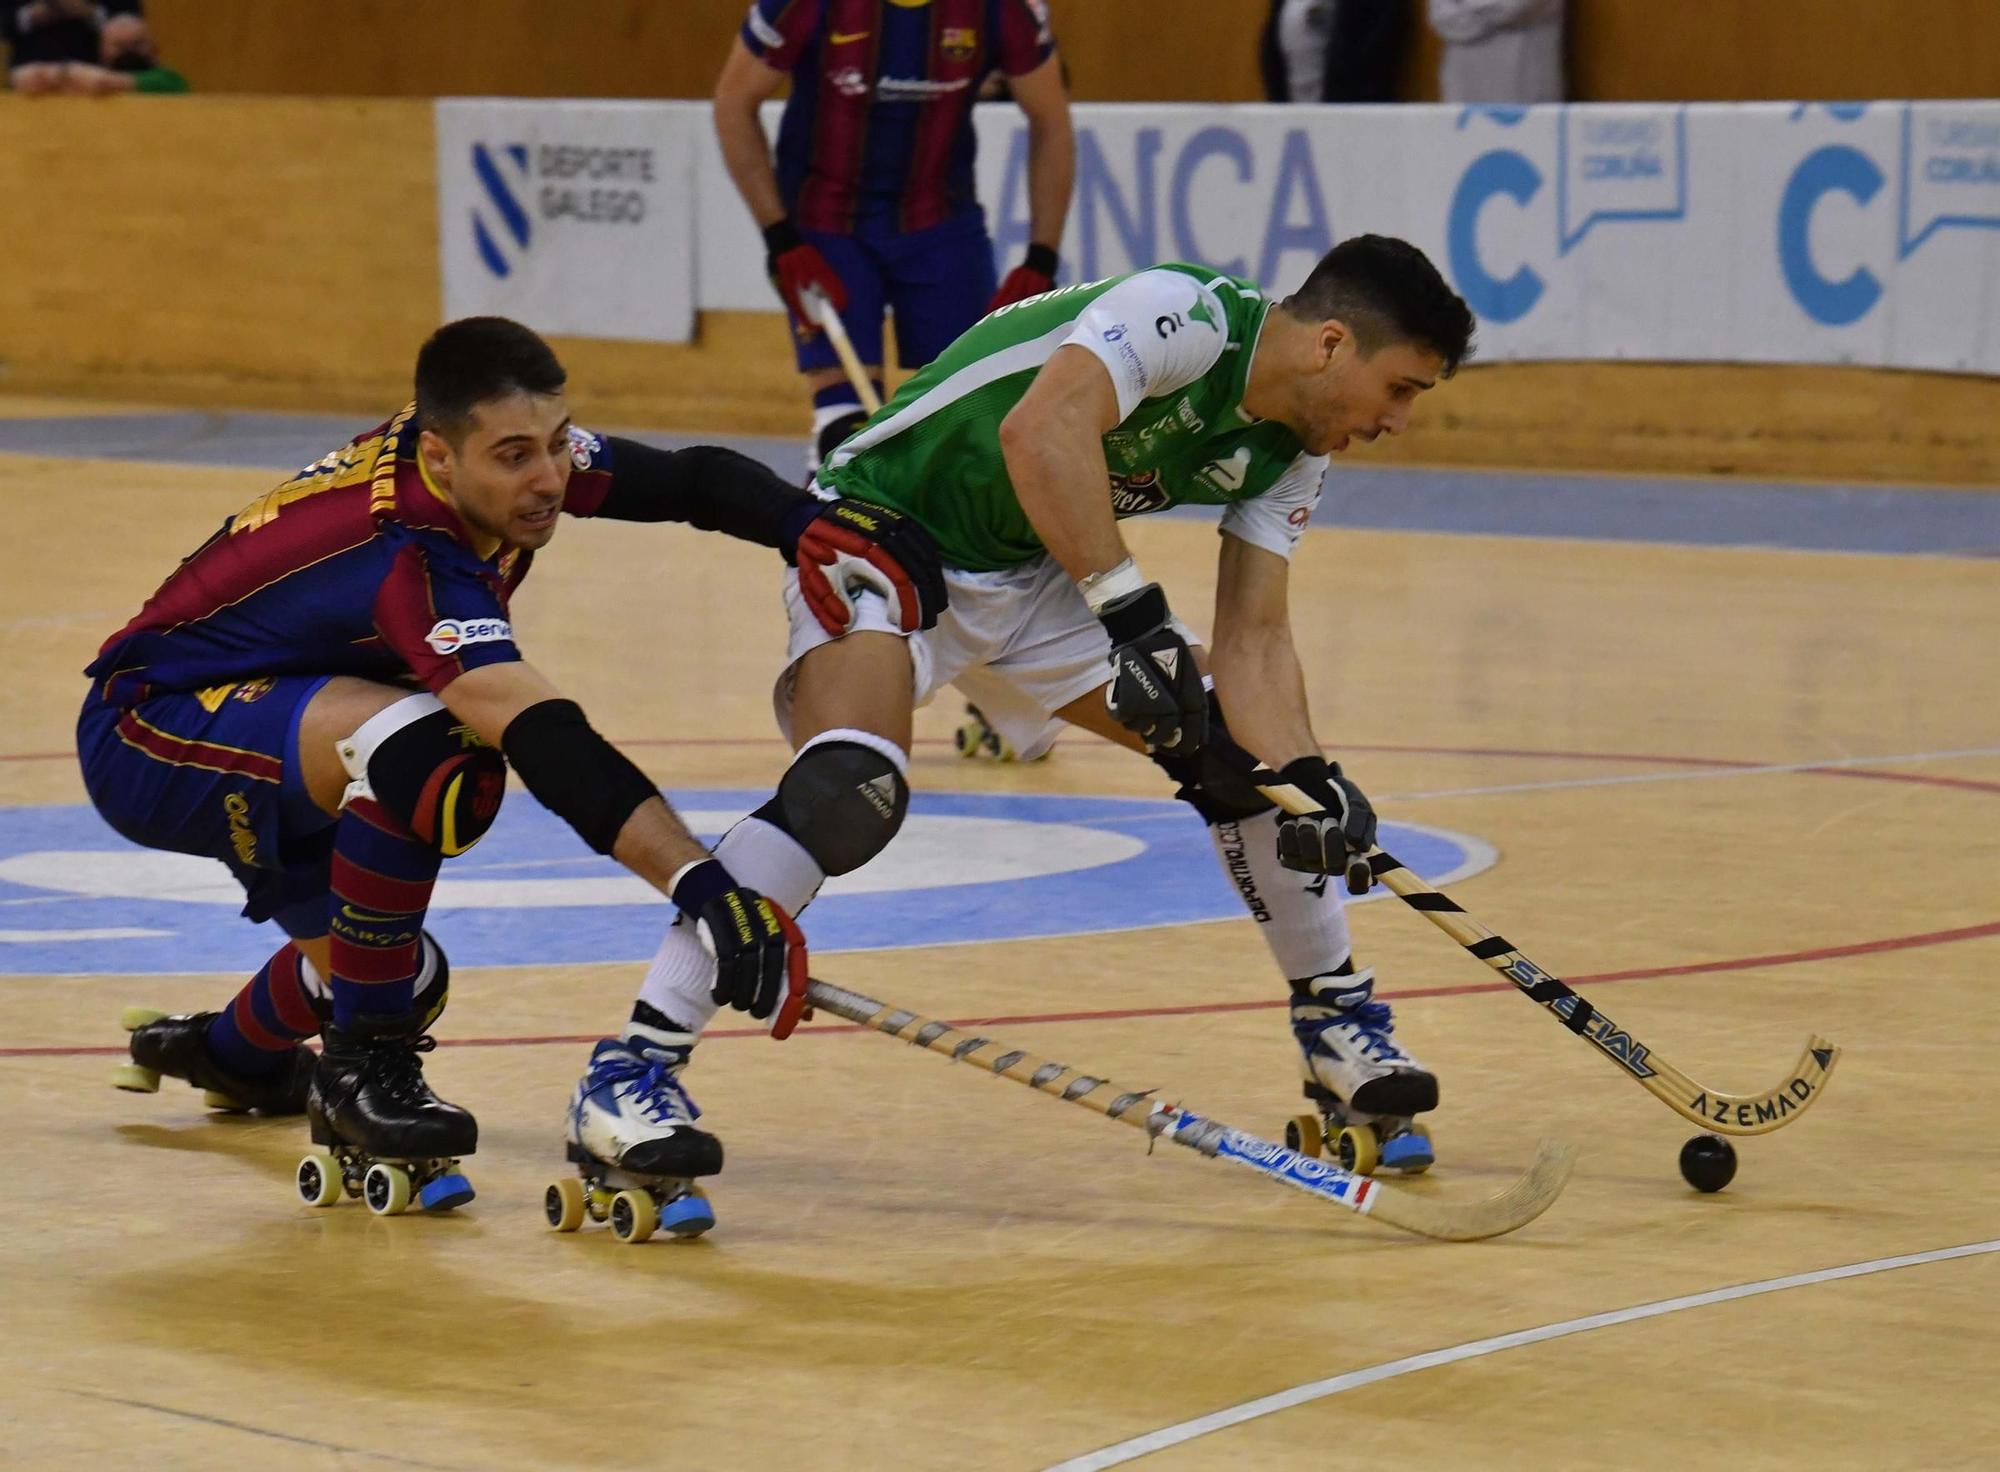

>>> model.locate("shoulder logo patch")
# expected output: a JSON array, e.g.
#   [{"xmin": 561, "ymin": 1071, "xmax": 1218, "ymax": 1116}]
[{"xmin": 425, "ymin": 617, "xmax": 513, "ymax": 656}]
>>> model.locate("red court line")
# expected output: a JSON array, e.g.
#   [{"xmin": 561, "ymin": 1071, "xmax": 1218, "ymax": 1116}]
[{"xmin": 9, "ymin": 917, "xmax": 1996, "ymax": 1061}]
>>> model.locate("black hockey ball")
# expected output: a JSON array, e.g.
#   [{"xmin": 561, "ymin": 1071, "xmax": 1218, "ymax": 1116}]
[{"xmin": 1678, "ymin": 1133, "xmax": 1737, "ymax": 1193}]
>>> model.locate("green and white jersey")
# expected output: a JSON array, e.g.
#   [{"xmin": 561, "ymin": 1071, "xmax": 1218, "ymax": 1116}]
[{"xmin": 822, "ymin": 263, "xmax": 1327, "ymax": 572}]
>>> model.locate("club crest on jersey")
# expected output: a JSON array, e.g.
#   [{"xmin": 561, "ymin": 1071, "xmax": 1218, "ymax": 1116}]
[
  {"xmin": 425, "ymin": 617, "xmax": 513, "ymax": 655},
  {"xmin": 568, "ymin": 426, "xmax": 602, "ymax": 470},
  {"xmin": 1108, "ymin": 469, "xmax": 1171, "ymax": 515},
  {"xmin": 940, "ymin": 26, "xmax": 977, "ymax": 60}
]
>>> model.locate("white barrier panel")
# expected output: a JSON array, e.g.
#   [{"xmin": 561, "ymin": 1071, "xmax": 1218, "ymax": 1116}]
[
  {"xmin": 437, "ymin": 100, "xmax": 697, "ymax": 343},
  {"xmin": 488, "ymin": 99, "xmax": 2000, "ymax": 373}
]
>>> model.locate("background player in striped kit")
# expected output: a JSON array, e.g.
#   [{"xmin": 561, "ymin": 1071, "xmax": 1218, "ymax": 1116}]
[
  {"xmin": 714, "ymin": 0, "xmax": 1075, "ymax": 475},
  {"xmin": 87, "ymin": 316, "xmax": 944, "ymax": 1220},
  {"xmin": 604, "ymin": 236, "xmax": 1477, "ymax": 1204}
]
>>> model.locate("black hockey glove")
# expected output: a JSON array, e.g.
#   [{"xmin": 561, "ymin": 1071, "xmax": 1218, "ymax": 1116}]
[
  {"xmin": 673, "ymin": 860, "xmax": 810, "ymax": 1039},
  {"xmin": 785, "ymin": 498, "xmax": 948, "ymax": 636},
  {"xmin": 1097, "ymin": 583, "xmax": 1207, "ymax": 753},
  {"xmin": 1273, "ymin": 756, "xmax": 1378, "ymax": 895}
]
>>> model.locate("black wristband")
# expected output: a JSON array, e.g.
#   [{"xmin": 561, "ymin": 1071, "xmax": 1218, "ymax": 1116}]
[
  {"xmin": 1023, "ymin": 242, "xmax": 1059, "ymax": 276},
  {"xmin": 762, "ymin": 218, "xmax": 804, "ymax": 256},
  {"xmin": 501, "ymin": 699, "xmax": 659, "ymax": 855},
  {"xmin": 1277, "ymin": 754, "xmax": 1343, "ymax": 807},
  {"xmin": 1095, "ymin": 583, "xmax": 1170, "ymax": 646},
  {"xmin": 670, "ymin": 857, "xmax": 737, "ymax": 913}
]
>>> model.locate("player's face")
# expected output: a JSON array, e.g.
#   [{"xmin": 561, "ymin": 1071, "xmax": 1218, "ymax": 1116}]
[
  {"xmin": 1304, "ymin": 333, "xmax": 1443, "ymax": 456},
  {"xmin": 434, "ymin": 392, "xmax": 575, "ymax": 551}
]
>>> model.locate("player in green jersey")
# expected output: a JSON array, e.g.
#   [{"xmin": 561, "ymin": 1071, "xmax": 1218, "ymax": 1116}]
[{"xmin": 605, "ymin": 235, "xmax": 1476, "ymax": 1198}]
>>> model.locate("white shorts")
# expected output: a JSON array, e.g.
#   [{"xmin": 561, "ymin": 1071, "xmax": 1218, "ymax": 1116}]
[{"xmin": 775, "ymin": 556, "xmax": 1202, "ymax": 757}]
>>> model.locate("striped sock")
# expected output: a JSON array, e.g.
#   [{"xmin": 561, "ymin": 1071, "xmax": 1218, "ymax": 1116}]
[
  {"xmin": 206, "ymin": 942, "xmax": 321, "ymax": 1078},
  {"xmin": 326, "ymin": 796, "xmax": 441, "ymax": 1029}
]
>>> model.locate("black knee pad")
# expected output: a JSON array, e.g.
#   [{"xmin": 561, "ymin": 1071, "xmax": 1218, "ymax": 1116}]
[
  {"xmin": 1150, "ymin": 697, "xmax": 1275, "ymax": 825},
  {"xmin": 758, "ymin": 739, "xmax": 908, "ymax": 876},
  {"xmin": 338, "ymin": 697, "xmax": 507, "ymax": 856}
]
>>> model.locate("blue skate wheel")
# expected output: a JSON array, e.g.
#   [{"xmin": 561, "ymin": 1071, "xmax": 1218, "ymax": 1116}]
[
  {"xmin": 418, "ymin": 1172, "xmax": 476, "ymax": 1212},
  {"xmin": 659, "ymin": 1187, "xmax": 715, "ymax": 1239}
]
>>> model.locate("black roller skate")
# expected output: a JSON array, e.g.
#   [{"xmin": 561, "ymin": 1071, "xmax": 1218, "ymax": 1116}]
[
  {"xmin": 296, "ymin": 1014, "xmax": 476, "ymax": 1216},
  {"xmin": 112, "ymin": 1008, "xmax": 314, "ymax": 1115},
  {"xmin": 1283, "ymin": 970, "xmax": 1439, "ymax": 1176}
]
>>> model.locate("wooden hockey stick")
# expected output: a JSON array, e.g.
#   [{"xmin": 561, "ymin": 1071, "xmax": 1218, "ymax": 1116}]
[
  {"xmin": 801, "ymin": 285, "xmax": 883, "ymax": 415},
  {"xmin": 806, "ymin": 978, "xmax": 1574, "ymax": 1242},
  {"xmin": 1247, "ymin": 767, "xmax": 1840, "ymax": 1136}
]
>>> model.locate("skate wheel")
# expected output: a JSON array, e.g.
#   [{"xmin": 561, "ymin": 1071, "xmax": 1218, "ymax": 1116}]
[
  {"xmin": 546, "ymin": 1177, "xmax": 586, "ymax": 1232},
  {"xmin": 659, "ymin": 1187, "xmax": 716, "ymax": 1239},
  {"xmin": 417, "ymin": 1171, "xmax": 475, "ymax": 1212},
  {"xmin": 297, "ymin": 1152, "xmax": 342, "ymax": 1208},
  {"xmin": 111, "ymin": 1063, "xmax": 161, "ymax": 1094},
  {"xmin": 363, "ymin": 1162, "xmax": 413, "ymax": 1216},
  {"xmin": 119, "ymin": 1006, "xmax": 167, "ymax": 1033},
  {"xmin": 1382, "ymin": 1121, "xmax": 1435, "ymax": 1174},
  {"xmin": 953, "ymin": 720, "xmax": 979, "ymax": 757},
  {"xmin": 1284, "ymin": 1113, "xmax": 1324, "ymax": 1159},
  {"xmin": 200, "ymin": 1088, "xmax": 250, "ymax": 1113},
  {"xmin": 1336, "ymin": 1125, "xmax": 1379, "ymax": 1177},
  {"xmin": 610, "ymin": 1189, "xmax": 658, "ymax": 1244}
]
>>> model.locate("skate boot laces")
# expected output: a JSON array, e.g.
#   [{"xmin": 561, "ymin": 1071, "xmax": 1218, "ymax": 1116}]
[
  {"xmin": 593, "ymin": 1043, "xmax": 701, "ymax": 1126},
  {"xmin": 1294, "ymin": 998, "xmax": 1411, "ymax": 1067},
  {"xmin": 365, "ymin": 1033, "xmax": 440, "ymax": 1105}
]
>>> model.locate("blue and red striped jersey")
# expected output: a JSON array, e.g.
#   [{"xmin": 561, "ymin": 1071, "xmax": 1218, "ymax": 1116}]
[
  {"xmin": 86, "ymin": 406, "xmax": 619, "ymax": 708},
  {"xmin": 742, "ymin": 0, "xmax": 1055, "ymax": 234}
]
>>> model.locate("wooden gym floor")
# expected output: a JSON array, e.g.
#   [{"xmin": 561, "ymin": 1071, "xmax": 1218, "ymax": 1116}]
[{"xmin": 1, "ymin": 399, "xmax": 1996, "ymax": 1470}]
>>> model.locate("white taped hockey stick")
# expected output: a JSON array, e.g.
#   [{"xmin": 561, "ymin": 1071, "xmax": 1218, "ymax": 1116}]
[
  {"xmin": 801, "ymin": 285, "xmax": 882, "ymax": 415},
  {"xmin": 1247, "ymin": 765, "xmax": 1840, "ymax": 1137},
  {"xmin": 806, "ymin": 978, "xmax": 1573, "ymax": 1242}
]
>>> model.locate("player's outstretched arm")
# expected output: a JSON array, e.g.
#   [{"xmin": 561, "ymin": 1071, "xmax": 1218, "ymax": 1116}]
[
  {"xmin": 591, "ymin": 438, "xmax": 945, "ymax": 634},
  {"xmin": 1211, "ymin": 534, "xmax": 1375, "ymax": 888},
  {"xmin": 440, "ymin": 660, "xmax": 809, "ymax": 1033},
  {"xmin": 987, "ymin": 54, "xmax": 1075, "ymax": 312}
]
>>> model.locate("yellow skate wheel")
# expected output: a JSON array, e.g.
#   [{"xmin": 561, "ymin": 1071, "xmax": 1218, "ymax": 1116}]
[
  {"xmin": 362, "ymin": 1162, "xmax": 413, "ymax": 1216},
  {"xmin": 545, "ymin": 1177, "xmax": 586, "ymax": 1233},
  {"xmin": 119, "ymin": 1006, "xmax": 167, "ymax": 1033},
  {"xmin": 1336, "ymin": 1125, "xmax": 1379, "ymax": 1177},
  {"xmin": 953, "ymin": 719, "xmax": 981, "ymax": 757},
  {"xmin": 610, "ymin": 1189, "xmax": 658, "ymax": 1244},
  {"xmin": 296, "ymin": 1152, "xmax": 343, "ymax": 1208},
  {"xmin": 111, "ymin": 1063, "xmax": 161, "ymax": 1094},
  {"xmin": 1284, "ymin": 1113, "xmax": 1324, "ymax": 1158},
  {"xmin": 200, "ymin": 1089, "xmax": 250, "ymax": 1112}
]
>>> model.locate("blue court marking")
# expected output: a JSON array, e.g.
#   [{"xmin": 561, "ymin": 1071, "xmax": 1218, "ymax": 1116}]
[
  {"xmin": 1, "ymin": 411, "xmax": 1993, "ymax": 556},
  {"xmin": 0, "ymin": 790, "xmax": 1489, "ymax": 976}
]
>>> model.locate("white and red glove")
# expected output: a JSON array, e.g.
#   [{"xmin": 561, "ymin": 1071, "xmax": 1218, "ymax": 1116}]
[
  {"xmin": 786, "ymin": 499, "xmax": 948, "ymax": 636},
  {"xmin": 764, "ymin": 218, "xmax": 848, "ymax": 336}
]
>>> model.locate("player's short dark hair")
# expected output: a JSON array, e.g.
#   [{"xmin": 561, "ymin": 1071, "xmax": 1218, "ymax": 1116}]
[
  {"xmin": 414, "ymin": 317, "xmax": 567, "ymax": 443},
  {"xmin": 1281, "ymin": 235, "xmax": 1476, "ymax": 376}
]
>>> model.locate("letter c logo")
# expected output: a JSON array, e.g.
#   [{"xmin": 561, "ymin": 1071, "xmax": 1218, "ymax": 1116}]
[
  {"xmin": 1777, "ymin": 145, "xmax": 1885, "ymax": 326},
  {"xmin": 1446, "ymin": 150, "xmax": 1545, "ymax": 324}
]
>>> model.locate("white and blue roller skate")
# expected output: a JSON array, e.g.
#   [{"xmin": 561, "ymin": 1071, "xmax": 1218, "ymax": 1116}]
[
  {"xmin": 546, "ymin": 1032, "xmax": 722, "ymax": 1244},
  {"xmin": 1283, "ymin": 970, "xmax": 1439, "ymax": 1177}
]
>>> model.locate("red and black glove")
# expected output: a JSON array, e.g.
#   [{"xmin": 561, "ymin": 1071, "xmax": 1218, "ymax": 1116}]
[
  {"xmin": 674, "ymin": 859, "xmax": 810, "ymax": 1040},
  {"xmin": 784, "ymin": 498, "xmax": 948, "ymax": 636},
  {"xmin": 764, "ymin": 218, "xmax": 847, "ymax": 335},
  {"xmin": 986, "ymin": 242, "xmax": 1059, "ymax": 314}
]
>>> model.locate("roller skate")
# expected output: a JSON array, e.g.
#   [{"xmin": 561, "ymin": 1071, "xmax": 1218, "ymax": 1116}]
[
  {"xmin": 546, "ymin": 1034, "xmax": 721, "ymax": 1244},
  {"xmin": 112, "ymin": 1008, "xmax": 314, "ymax": 1115},
  {"xmin": 952, "ymin": 702, "xmax": 1049, "ymax": 763},
  {"xmin": 295, "ymin": 1014, "xmax": 476, "ymax": 1216},
  {"xmin": 1282, "ymin": 970, "xmax": 1439, "ymax": 1176}
]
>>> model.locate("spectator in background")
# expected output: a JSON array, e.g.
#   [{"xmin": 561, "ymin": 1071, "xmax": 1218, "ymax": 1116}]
[
  {"xmin": 1427, "ymin": 0, "xmax": 1564, "ymax": 104},
  {"xmin": 1261, "ymin": 0, "xmax": 1411, "ymax": 104},
  {"xmin": 6, "ymin": 0, "xmax": 185, "ymax": 94}
]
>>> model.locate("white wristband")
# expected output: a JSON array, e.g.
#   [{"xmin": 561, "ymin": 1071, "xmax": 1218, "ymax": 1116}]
[{"xmin": 1078, "ymin": 557, "xmax": 1145, "ymax": 614}]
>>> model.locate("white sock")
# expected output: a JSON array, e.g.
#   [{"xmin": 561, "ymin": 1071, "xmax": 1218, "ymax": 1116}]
[
  {"xmin": 631, "ymin": 813, "xmax": 829, "ymax": 1037},
  {"xmin": 1207, "ymin": 807, "xmax": 1353, "ymax": 982}
]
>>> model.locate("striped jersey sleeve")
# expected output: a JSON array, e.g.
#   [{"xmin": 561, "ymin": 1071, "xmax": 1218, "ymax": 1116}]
[
  {"xmin": 372, "ymin": 535, "xmax": 521, "ymax": 695},
  {"xmin": 742, "ymin": 0, "xmax": 823, "ymax": 70},
  {"xmin": 993, "ymin": 0, "xmax": 1056, "ymax": 74}
]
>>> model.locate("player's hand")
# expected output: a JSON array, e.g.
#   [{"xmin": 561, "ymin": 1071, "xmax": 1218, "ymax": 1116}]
[
  {"xmin": 790, "ymin": 499, "xmax": 948, "ymax": 635},
  {"xmin": 1273, "ymin": 756, "xmax": 1378, "ymax": 895},
  {"xmin": 986, "ymin": 244, "xmax": 1059, "ymax": 313},
  {"xmin": 674, "ymin": 861, "xmax": 810, "ymax": 1039},
  {"xmin": 763, "ymin": 218, "xmax": 847, "ymax": 336},
  {"xmin": 1097, "ymin": 583, "xmax": 1207, "ymax": 754}
]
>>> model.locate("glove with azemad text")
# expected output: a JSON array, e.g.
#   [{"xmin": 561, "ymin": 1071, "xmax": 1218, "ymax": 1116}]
[
  {"xmin": 1273, "ymin": 756, "xmax": 1378, "ymax": 895},
  {"xmin": 1097, "ymin": 583, "xmax": 1208, "ymax": 754}
]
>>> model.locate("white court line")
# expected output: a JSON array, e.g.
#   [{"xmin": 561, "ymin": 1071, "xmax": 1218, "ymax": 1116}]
[
  {"xmin": 1390, "ymin": 744, "xmax": 2000, "ymax": 802},
  {"xmin": 1042, "ymin": 1238, "xmax": 2000, "ymax": 1471},
  {"xmin": 0, "ymin": 926, "xmax": 167, "ymax": 941}
]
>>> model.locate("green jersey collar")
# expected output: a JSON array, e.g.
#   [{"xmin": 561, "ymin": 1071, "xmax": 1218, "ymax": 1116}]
[{"xmin": 1231, "ymin": 297, "xmax": 1274, "ymax": 424}]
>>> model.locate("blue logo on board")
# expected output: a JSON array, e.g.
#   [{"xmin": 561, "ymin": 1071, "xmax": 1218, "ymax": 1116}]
[{"xmin": 471, "ymin": 142, "xmax": 532, "ymax": 278}]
